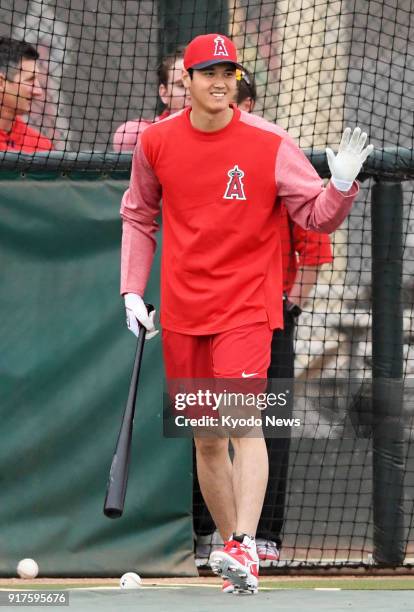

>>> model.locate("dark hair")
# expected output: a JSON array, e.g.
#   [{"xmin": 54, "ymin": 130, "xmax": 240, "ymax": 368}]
[
  {"xmin": 157, "ymin": 46, "xmax": 185, "ymax": 86},
  {"xmin": 0, "ymin": 37, "xmax": 38, "ymax": 81},
  {"xmin": 236, "ymin": 68, "xmax": 257, "ymax": 105}
]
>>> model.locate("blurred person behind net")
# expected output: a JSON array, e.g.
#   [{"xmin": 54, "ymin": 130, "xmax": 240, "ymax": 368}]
[
  {"xmin": 0, "ymin": 36, "xmax": 52, "ymax": 152},
  {"xmin": 113, "ymin": 46, "xmax": 189, "ymax": 152}
]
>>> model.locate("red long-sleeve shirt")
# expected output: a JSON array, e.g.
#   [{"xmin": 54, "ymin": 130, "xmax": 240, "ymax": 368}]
[{"xmin": 121, "ymin": 106, "xmax": 357, "ymax": 334}]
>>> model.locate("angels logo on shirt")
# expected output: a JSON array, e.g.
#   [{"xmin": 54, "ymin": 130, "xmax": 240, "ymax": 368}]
[
  {"xmin": 223, "ymin": 165, "xmax": 247, "ymax": 201},
  {"xmin": 214, "ymin": 35, "xmax": 229, "ymax": 57}
]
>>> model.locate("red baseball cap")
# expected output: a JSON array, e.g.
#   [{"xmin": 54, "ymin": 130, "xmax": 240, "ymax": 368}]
[{"xmin": 184, "ymin": 33, "xmax": 243, "ymax": 70}]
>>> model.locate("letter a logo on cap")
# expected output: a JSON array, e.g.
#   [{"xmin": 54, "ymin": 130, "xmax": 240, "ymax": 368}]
[
  {"xmin": 223, "ymin": 165, "xmax": 247, "ymax": 200},
  {"xmin": 214, "ymin": 35, "xmax": 229, "ymax": 57}
]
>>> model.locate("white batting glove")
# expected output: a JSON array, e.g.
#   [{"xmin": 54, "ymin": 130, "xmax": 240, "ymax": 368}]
[
  {"xmin": 326, "ymin": 127, "xmax": 374, "ymax": 192},
  {"xmin": 124, "ymin": 293, "xmax": 158, "ymax": 340}
]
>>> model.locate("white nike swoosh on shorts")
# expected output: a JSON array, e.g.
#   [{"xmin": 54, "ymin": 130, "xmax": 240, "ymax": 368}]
[{"xmin": 241, "ymin": 371, "xmax": 258, "ymax": 378}]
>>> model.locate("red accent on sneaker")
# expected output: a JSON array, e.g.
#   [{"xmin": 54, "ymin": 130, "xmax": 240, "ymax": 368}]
[{"xmin": 222, "ymin": 579, "xmax": 234, "ymax": 593}]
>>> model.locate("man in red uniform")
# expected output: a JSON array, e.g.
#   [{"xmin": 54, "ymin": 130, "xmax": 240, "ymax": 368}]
[
  {"xmin": 120, "ymin": 33, "xmax": 373, "ymax": 594},
  {"xmin": 194, "ymin": 70, "xmax": 335, "ymax": 578},
  {"xmin": 113, "ymin": 47, "xmax": 189, "ymax": 152},
  {"xmin": 0, "ymin": 37, "xmax": 52, "ymax": 152}
]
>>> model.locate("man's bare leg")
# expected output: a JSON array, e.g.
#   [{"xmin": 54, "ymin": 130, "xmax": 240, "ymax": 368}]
[
  {"xmin": 194, "ymin": 436, "xmax": 236, "ymax": 540},
  {"xmin": 231, "ymin": 436, "xmax": 268, "ymax": 536},
  {"xmin": 208, "ymin": 434, "xmax": 266, "ymax": 594}
]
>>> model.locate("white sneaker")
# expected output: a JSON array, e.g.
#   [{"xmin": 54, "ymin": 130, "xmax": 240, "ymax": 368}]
[
  {"xmin": 210, "ymin": 536, "xmax": 259, "ymax": 595},
  {"xmin": 256, "ymin": 538, "xmax": 280, "ymax": 566}
]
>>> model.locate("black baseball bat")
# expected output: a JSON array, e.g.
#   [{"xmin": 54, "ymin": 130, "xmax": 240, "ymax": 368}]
[{"xmin": 103, "ymin": 304, "xmax": 154, "ymax": 518}]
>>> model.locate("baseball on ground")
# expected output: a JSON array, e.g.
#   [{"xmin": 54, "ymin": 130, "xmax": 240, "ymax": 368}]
[
  {"xmin": 17, "ymin": 558, "xmax": 39, "ymax": 579},
  {"xmin": 119, "ymin": 572, "xmax": 142, "ymax": 589}
]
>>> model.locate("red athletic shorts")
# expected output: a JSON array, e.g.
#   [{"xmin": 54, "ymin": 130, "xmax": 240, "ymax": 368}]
[
  {"xmin": 163, "ymin": 322, "xmax": 272, "ymax": 422},
  {"xmin": 162, "ymin": 321, "xmax": 272, "ymax": 380},
  {"xmin": 163, "ymin": 321, "xmax": 272, "ymax": 428}
]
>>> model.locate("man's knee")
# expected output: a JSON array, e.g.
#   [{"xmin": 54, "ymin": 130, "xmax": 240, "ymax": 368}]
[{"xmin": 195, "ymin": 437, "xmax": 228, "ymax": 459}]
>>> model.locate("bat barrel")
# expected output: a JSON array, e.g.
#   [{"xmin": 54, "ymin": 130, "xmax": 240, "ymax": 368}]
[
  {"xmin": 103, "ymin": 436, "xmax": 131, "ymax": 518},
  {"xmin": 103, "ymin": 304, "xmax": 153, "ymax": 519},
  {"xmin": 104, "ymin": 507, "xmax": 123, "ymax": 519}
]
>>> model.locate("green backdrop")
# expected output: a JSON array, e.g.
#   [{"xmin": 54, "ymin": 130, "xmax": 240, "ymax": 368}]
[{"xmin": 0, "ymin": 174, "xmax": 195, "ymax": 577}]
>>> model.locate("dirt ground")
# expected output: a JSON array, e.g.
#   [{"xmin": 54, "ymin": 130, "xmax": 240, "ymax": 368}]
[{"xmin": 0, "ymin": 574, "xmax": 413, "ymax": 587}]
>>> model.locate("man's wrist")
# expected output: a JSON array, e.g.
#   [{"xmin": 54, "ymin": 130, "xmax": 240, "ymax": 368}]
[{"xmin": 330, "ymin": 176, "xmax": 353, "ymax": 192}]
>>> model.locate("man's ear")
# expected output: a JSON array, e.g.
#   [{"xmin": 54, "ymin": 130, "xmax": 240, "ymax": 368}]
[
  {"xmin": 181, "ymin": 68, "xmax": 191, "ymax": 90},
  {"xmin": 0, "ymin": 72, "xmax": 6, "ymax": 92},
  {"xmin": 158, "ymin": 83, "xmax": 168, "ymax": 106}
]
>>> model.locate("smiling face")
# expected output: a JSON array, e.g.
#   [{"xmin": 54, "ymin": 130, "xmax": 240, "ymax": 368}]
[
  {"xmin": 0, "ymin": 57, "xmax": 43, "ymax": 119},
  {"xmin": 183, "ymin": 63, "xmax": 237, "ymax": 116}
]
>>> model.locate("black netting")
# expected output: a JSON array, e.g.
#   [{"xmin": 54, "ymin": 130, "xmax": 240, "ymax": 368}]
[
  {"xmin": 0, "ymin": 1, "xmax": 412, "ymax": 158},
  {"xmin": 1, "ymin": 0, "xmax": 413, "ymax": 570}
]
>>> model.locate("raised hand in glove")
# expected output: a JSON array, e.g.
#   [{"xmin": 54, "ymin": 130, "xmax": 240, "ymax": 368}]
[
  {"xmin": 124, "ymin": 293, "xmax": 158, "ymax": 340},
  {"xmin": 326, "ymin": 127, "xmax": 374, "ymax": 192}
]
